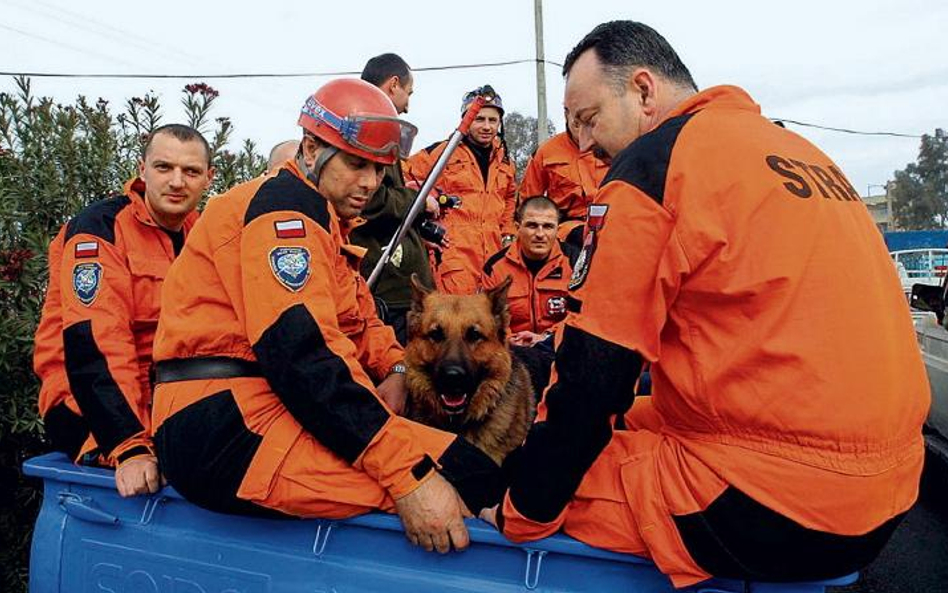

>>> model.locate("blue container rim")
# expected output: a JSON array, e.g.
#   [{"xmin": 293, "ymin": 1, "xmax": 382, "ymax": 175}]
[{"xmin": 23, "ymin": 452, "xmax": 857, "ymax": 587}]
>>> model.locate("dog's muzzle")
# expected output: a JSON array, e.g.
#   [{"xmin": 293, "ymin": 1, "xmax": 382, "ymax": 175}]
[{"xmin": 435, "ymin": 364, "xmax": 474, "ymax": 415}]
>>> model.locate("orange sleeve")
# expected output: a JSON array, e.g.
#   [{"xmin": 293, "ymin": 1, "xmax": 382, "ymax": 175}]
[
  {"xmin": 518, "ymin": 153, "xmax": 547, "ymax": 199},
  {"xmin": 60, "ymin": 231, "xmax": 153, "ymax": 464},
  {"xmin": 503, "ymin": 180, "xmax": 678, "ymax": 538},
  {"xmin": 240, "ymin": 209, "xmax": 443, "ymax": 499},
  {"xmin": 569, "ymin": 183, "xmax": 682, "ymax": 357},
  {"xmin": 501, "ymin": 162, "xmax": 519, "ymax": 236},
  {"xmin": 34, "ymin": 228, "xmax": 72, "ymax": 418},
  {"xmin": 353, "ymin": 271, "xmax": 404, "ymax": 381},
  {"xmin": 404, "ymin": 144, "xmax": 438, "ymax": 184},
  {"xmin": 501, "ymin": 488, "xmax": 567, "ymax": 542}
]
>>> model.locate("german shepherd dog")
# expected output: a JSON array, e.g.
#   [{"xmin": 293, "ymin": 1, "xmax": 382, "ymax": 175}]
[{"xmin": 404, "ymin": 276, "xmax": 536, "ymax": 464}]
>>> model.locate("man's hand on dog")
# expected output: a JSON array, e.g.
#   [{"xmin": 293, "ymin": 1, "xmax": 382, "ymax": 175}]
[
  {"xmin": 395, "ymin": 472, "xmax": 470, "ymax": 553},
  {"xmin": 377, "ymin": 372, "xmax": 408, "ymax": 415}
]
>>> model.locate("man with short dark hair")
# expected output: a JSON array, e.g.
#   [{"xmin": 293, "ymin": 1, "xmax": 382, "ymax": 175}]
[
  {"xmin": 361, "ymin": 53, "xmax": 414, "ymax": 114},
  {"xmin": 482, "ymin": 196, "xmax": 574, "ymax": 347},
  {"xmin": 349, "ymin": 52, "xmax": 437, "ymax": 344},
  {"xmin": 406, "ymin": 85, "xmax": 517, "ymax": 295},
  {"xmin": 487, "ymin": 20, "xmax": 928, "ymax": 588},
  {"xmin": 34, "ymin": 124, "xmax": 214, "ymax": 497},
  {"xmin": 482, "ymin": 196, "xmax": 575, "ymax": 398}
]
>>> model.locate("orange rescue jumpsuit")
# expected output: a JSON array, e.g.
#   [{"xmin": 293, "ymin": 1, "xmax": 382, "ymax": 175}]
[
  {"xmin": 500, "ymin": 86, "xmax": 929, "ymax": 587},
  {"xmin": 481, "ymin": 239, "xmax": 574, "ymax": 335},
  {"xmin": 405, "ymin": 138, "xmax": 517, "ymax": 295},
  {"xmin": 151, "ymin": 162, "xmax": 501, "ymax": 518},
  {"xmin": 33, "ymin": 178, "xmax": 196, "ymax": 465},
  {"xmin": 518, "ymin": 131, "xmax": 608, "ymax": 242}
]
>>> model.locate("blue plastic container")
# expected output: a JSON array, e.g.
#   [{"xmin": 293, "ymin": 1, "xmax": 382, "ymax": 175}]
[{"xmin": 24, "ymin": 453, "xmax": 857, "ymax": 592}]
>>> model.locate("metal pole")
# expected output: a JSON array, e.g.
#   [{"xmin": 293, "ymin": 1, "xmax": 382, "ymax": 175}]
[
  {"xmin": 534, "ymin": 0, "xmax": 549, "ymax": 144},
  {"xmin": 367, "ymin": 132, "xmax": 462, "ymax": 289},
  {"xmin": 366, "ymin": 96, "xmax": 488, "ymax": 289}
]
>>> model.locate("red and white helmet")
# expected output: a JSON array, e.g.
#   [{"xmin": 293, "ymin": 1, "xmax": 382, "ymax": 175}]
[{"xmin": 298, "ymin": 78, "xmax": 418, "ymax": 166}]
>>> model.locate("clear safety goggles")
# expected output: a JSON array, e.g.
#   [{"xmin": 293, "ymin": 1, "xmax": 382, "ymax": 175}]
[{"xmin": 301, "ymin": 96, "xmax": 418, "ymax": 159}]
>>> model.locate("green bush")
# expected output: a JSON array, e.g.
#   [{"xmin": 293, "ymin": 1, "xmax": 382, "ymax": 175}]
[{"xmin": 0, "ymin": 76, "xmax": 264, "ymax": 593}]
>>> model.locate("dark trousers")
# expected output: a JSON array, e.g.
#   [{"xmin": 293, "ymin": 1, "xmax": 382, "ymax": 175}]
[{"xmin": 675, "ymin": 486, "xmax": 906, "ymax": 582}]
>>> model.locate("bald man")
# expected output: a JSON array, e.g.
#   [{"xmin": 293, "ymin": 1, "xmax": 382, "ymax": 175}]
[{"xmin": 267, "ymin": 140, "xmax": 300, "ymax": 173}]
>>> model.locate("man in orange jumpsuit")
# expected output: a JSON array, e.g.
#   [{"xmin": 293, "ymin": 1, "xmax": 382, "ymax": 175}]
[
  {"xmin": 484, "ymin": 21, "xmax": 929, "ymax": 587},
  {"xmin": 481, "ymin": 196, "xmax": 575, "ymax": 347},
  {"xmin": 482, "ymin": 196, "xmax": 576, "ymax": 398},
  {"xmin": 33, "ymin": 124, "xmax": 214, "ymax": 497},
  {"xmin": 518, "ymin": 110, "xmax": 608, "ymax": 243},
  {"xmin": 151, "ymin": 79, "xmax": 501, "ymax": 554},
  {"xmin": 405, "ymin": 85, "xmax": 517, "ymax": 295}
]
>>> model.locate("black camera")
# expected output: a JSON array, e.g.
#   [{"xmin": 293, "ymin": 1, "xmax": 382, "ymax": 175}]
[{"xmin": 419, "ymin": 219, "xmax": 447, "ymax": 246}]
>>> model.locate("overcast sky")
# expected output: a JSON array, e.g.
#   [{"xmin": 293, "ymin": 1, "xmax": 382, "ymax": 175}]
[{"xmin": 1, "ymin": 0, "xmax": 945, "ymax": 196}]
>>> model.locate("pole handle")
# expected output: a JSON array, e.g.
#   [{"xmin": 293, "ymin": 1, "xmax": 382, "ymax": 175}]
[{"xmin": 458, "ymin": 95, "xmax": 487, "ymax": 135}]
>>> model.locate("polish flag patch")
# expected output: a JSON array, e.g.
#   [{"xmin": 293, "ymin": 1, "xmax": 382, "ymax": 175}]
[
  {"xmin": 274, "ymin": 219, "xmax": 306, "ymax": 239},
  {"xmin": 586, "ymin": 204, "xmax": 609, "ymax": 231},
  {"xmin": 74, "ymin": 241, "xmax": 99, "ymax": 258}
]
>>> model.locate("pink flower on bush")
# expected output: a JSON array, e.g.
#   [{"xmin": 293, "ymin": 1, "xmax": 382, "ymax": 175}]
[{"xmin": 184, "ymin": 83, "xmax": 220, "ymax": 99}]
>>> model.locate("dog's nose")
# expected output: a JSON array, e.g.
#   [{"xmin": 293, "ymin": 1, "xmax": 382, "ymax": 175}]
[{"xmin": 437, "ymin": 364, "xmax": 469, "ymax": 393}]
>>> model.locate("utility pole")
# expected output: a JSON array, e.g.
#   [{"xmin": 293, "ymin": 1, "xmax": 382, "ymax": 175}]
[{"xmin": 534, "ymin": 0, "xmax": 549, "ymax": 144}]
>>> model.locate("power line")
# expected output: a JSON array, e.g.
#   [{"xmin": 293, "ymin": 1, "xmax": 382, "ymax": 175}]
[
  {"xmin": 0, "ymin": 58, "xmax": 566, "ymax": 80},
  {"xmin": 2, "ymin": 1, "xmax": 289, "ymax": 112},
  {"xmin": 0, "ymin": 24, "xmax": 143, "ymax": 70},
  {"xmin": 773, "ymin": 117, "xmax": 922, "ymax": 139},
  {"xmin": 0, "ymin": 49, "xmax": 923, "ymax": 139},
  {"xmin": 7, "ymin": 0, "xmax": 197, "ymax": 66}
]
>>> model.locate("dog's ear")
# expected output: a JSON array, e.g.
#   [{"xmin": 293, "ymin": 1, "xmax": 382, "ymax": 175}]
[
  {"xmin": 485, "ymin": 275, "xmax": 512, "ymax": 336},
  {"xmin": 408, "ymin": 273, "xmax": 432, "ymax": 338},
  {"xmin": 410, "ymin": 273, "xmax": 432, "ymax": 311}
]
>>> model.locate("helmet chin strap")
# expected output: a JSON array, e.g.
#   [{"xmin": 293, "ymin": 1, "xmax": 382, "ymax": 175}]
[{"xmin": 297, "ymin": 145, "xmax": 339, "ymax": 188}]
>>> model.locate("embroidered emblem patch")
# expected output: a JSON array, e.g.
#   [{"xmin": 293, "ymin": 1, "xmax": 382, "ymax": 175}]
[
  {"xmin": 74, "ymin": 241, "xmax": 99, "ymax": 258},
  {"xmin": 390, "ymin": 244, "xmax": 404, "ymax": 268},
  {"xmin": 547, "ymin": 296, "xmax": 567, "ymax": 318},
  {"xmin": 269, "ymin": 246, "xmax": 311, "ymax": 292},
  {"xmin": 568, "ymin": 204, "xmax": 609, "ymax": 291},
  {"xmin": 72, "ymin": 262, "xmax": 102, "ymax": 306},
  {"xmin": 274, "ymin": 219, "xmax": 306, "ymax": 239}
]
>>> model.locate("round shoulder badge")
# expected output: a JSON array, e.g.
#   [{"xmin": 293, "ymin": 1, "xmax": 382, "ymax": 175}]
[
  {"xmin": 72, "ymin": 262, "xmax": 103, "ymax": 306},
  {"xmin": 269, "ymin": 246, "xmax": 311, "ymax": 292}
]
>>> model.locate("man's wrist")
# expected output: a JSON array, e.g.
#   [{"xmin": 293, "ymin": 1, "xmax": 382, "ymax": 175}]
[
  {"xmin": 389, "ymin": 362, "xmax": 407, "ymax": 375},
  {"xmin": 116, "ymin": 445, "xmax": 155, "ymax": 465}
]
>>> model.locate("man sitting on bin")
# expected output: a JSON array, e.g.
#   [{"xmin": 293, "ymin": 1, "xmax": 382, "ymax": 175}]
[
  {"xmin": 150, "ymin": 78, "xmax": 501, "ymax": 554},
  {"xmin": 484, "ymin": 20, "xmax": 929, "ymax": 587},
  {"xmin": 33, "ymin": 124, "xmax": 214, "ymax": 498}
]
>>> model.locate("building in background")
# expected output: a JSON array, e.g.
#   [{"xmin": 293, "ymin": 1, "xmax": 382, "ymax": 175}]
[{"xmin": 863, "ymin": 184, "xmax": 894, "ymax": 231}]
